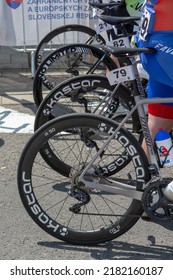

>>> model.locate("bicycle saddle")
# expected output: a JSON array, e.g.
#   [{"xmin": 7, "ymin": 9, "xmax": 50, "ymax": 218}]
[
  {"xmin": 89, "ymin": 1, "xmax": 125, "ymax": 9},
  {"xmin": 101, "ymin": 46, "xmax": 156, "ymax": 57},
  {"xmin": 98, "ymin": 14, "xmax": 140, "ymax": 26}
]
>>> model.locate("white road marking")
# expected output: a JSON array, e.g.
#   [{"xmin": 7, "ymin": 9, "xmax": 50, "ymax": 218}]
[{"xmin": 0, "ymin": 106, "xmax": 34, "ymax": 133}]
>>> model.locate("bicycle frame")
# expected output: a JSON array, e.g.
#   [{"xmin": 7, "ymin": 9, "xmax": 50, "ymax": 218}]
[
  {"xmin": 78, "ymin": 58, "xmax": 173, "ymax": 201},
  {"xmin": 68, "ymin": 12, "xmax": 135, "ymax": 73}
]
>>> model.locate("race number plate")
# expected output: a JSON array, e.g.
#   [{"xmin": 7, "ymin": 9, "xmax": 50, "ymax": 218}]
[
  {"xmin": 107, "ymin": 65, "xmax": 135, "ymax": 85},
  {"xmin": 106, "ymin": 37, "xmax": 130, "ymax": 48},
  {"xmin": 139, "ymin": 6, "xmax": 155, "ymax": 41},
  {"xmin": 95, "ymin": 20, "xmax": 112, "ymax": 34}
]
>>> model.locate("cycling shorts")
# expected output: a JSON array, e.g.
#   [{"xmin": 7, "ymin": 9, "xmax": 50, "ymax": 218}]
[{"xmin": 138, "ymin": 32, "xmax": 173, "ymax": 119}]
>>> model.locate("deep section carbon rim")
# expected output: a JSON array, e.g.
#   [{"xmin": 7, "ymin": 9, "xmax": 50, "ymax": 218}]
[
  {"xmin": 35, "ymin": 24, "xmax": 105, "ymax": 68},
  {"xmin": 33, "ymin": 44, "xmax": 116, "ymax": 106},
  {"xmin": 34, "ymin": 75, "xmax": 140, "ymax": 175},
  {"xmin": 18, "ymin": 114, "xmax": 149, "ymax": 244}
]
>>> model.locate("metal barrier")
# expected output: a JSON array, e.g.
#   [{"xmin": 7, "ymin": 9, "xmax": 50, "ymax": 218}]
[{"xmin": 0, "ymin": 0, "xmax": 97, "ymax": 76}]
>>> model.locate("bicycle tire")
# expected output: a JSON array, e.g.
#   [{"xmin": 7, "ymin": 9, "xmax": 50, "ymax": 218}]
[
  {"xmin": 34, "ymin": 74, "xmax": 141, "ymax": 176},
  {"xmin": 18, "ymin": 113, "xmax": 150, "ymax": 245},
  {"xmin": 35, "ymin": 24, "xmax": 105, "ymax": 69},
  {"xmin": 33, "ymin": 43, "xmax": 117, "ymax": 107}
]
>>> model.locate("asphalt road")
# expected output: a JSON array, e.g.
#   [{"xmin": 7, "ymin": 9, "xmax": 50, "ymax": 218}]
[{"xmin": 1, "ymin": 103, "xmax": 173, "ymax": 260}]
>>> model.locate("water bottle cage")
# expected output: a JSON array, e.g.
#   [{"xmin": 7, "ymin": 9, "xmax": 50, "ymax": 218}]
[{"xmin": 156, "ymin": 144, "xmax": 173, "ymax": 168}]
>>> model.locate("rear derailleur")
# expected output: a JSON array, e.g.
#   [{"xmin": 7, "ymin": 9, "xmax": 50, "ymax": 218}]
[
  {"xmin": 68, "ymin": 164, "xmax": 92, "ymax": 214},
  {"xmin": 68, "ymin": 188, "xmax": 90, "ymax": 213}
]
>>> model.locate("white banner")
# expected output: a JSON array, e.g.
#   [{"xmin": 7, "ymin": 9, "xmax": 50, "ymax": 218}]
[{"xmin": 0, "ymin": 0, "xmax": 95, "ymax": 46}]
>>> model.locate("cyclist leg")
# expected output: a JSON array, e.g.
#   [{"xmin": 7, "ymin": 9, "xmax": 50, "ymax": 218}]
[
  {"xmin": 142, "ymin": 114, "xmax": 173, "ymax": 161},
  {"xmin": 141, "ymin": 80, "xmax": 173, "ymax": 160},
  {"xmin": 139, "ymin": 33, "xmax": 173, "ymax": 160}
]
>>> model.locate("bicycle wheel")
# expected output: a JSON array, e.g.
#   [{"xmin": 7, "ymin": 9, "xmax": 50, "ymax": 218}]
[
  {"xmin": 33, "ymin": 43, "xmax": 117, "ymax": 107},
  {"xmin": 34, "ymin": 74, "xmax": 141, "ymax": 174},
  {"xmin": 18, "ymin": 113, "xmax": 150, "ymax": 245},
  {"xmin": 35, "ymin": 24, "xmax": 105, "ymax": 69}
]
